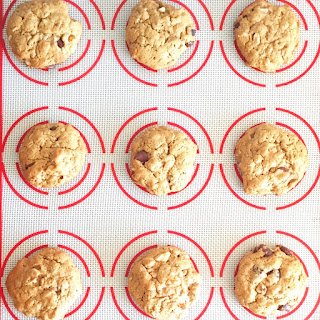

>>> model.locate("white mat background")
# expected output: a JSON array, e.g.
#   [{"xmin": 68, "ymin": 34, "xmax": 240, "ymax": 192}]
[{"xmin": 1, "ymin": 0, "xmax": 320, "ymax": 319}]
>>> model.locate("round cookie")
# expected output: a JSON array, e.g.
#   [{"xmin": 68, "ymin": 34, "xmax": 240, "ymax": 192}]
[
  {"xmin": 126, "ymin": 0, "xmax": 196, "ymax": 70},
  {"xmin": 6, "ymin": 247, "xmax": 82, "ymax": 320},
  {"xmin": 234, "ymin": 0, "xmax": 300, "ymax": 72},
  {"xmin": 7, "ymin": 0, "xmax": 82, "ymax": 69},
  {"xmin": 235, "ymin": 123, "xmax": 308, "ymax": 195},
  {"xmin": 19, "ymin": 123, "xmax": 87, "ymax": 188},
  {"xmin": 128, "ymin": 246, "xmax": 201, "ymax": 319},
  {"xmin": 235, "ymin": 244, "xmax": 308, "ymax": 316},
  {"xmin": 130, "ymin": 126, "xmax": 198, "ymax": 195}
]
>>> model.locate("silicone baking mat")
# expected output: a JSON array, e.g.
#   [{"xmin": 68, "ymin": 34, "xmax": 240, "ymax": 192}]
[{"xmin": 1, "ymin": 0, "xmax": 320, "ymax": 319}]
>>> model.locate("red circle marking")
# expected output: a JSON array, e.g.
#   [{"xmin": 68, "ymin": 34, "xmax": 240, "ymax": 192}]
[
  {"xmin": 244, "ymin": 307, "xmax": 266, "ymax": 319},
  {"xmin": 168, "ymin": 40, "xmax": 200, "ymax": 73},
  {"xmin": 220, "ymin": 164, "xmax": 266, "ymax": 210},
  {"xmin": 58, "ymin": 121, "xmax": 91, "ymax": 153},
  {"xmin": 16, "ymin": 162, "xmax": 49, "ymax": 195},
  {"xmin": 84, "ymin": 287, "xmax": 105, "ymax": 320},
  {"xmin": 276, "ymin": 108, "xmax": 320, "ymax": 152},
  {"xmin": 111, "ymin": 163, "xmax": 158, "ymax": 210},
  {"xmin": 58, "ymin": 106, "xmax": 105, "ymax": 153},
  {"xmin": 59, "ymin": 40, "xmax": 105, "ymax": 86},
  {"xmin": 112, "ymin": 108, "xmax": 158, "ymax": 153},
  {"xmin": 3, "ymin": 164, "xmax": 48, "ymax": 209},
  {"xmin": 277, "ymin": 288, "xmax": 309, "ymax": 319},
  {"xmin": 220, "ymin": 231, "xmax": 267, "ymax": 277},
  {"xmin": 169, "ymin": 0, "xmax": 199, "ymax": 30},
  {"xmin": 125, "ymin": 122, "xmax": 158, "ymax": 153},
  {"xmin": 276, "ymin": 122, "xmax": 306, "ymax": 146},
  {"xmin": 58, "ymin": 163, "xmax": 91, "ymax": 195},
  {"xmin": 59, "ymin": 40, "xmax": 91, "ymax": 72},
  {"xmin": 1, "ymin": 230, "xmax": 48, "ymax": 276},
  {"xmin": 65, "ymin": 287, "xmax": 91, "ymax": 318},
  {"xmin": 168, "ymin": 41, "xmax": 214, "ymax": 87},
  {"xmin": 125, "ymin": 287, "xmax": 154, "ymax": 318},
  {"xmin": 88, "ymin": 0, "xmax": 105, "ymax": 29},
  {"xmin": 220, "ymin": 41, "xmax": 266, "ymax": 87},
  {"xmin": 16, "ymin": 121, "xmax": 49, "ymax": 152},
  {"xmin": 220, "ymin": 108, "xmax": 266, "ymax": 154},
  {"xmin": 195, "ymin": 287, "xmax": 214, "ymax": 320},
  {"xmin": 234, "ymin": 164, "xmax": 243, "ymax": 183},
  {"xmin": 168, "ymin": 107, "xmax": 213, "ymax": 153},
  {"xmin": 110, "ymin": 287, "xmax": 130, "ymax": 320},
  {"xmin": 167, "ymin": 230, "xmax": 214, "ymax": 277},
  {"xmin": 111, "ymin": 40, "xmax": 158, "ymax": 87},
  {"xmin": 1, "ymin": 288, "xmax": 19, "ymax": 320},
  {"xmin": 220, "ymin": 0, "xmax": 237, "ymax": 30},
  {"xmin": 3, "ymin": 106, "xmax": 49, "ymax": 151},
  {"xmin": 167, "ymin": 122, "xmax": 199, "ymax": 152},
  {"xmin": 220, "ymin": 287, "xmax": 239, "ymax": 320},
  {"xmin": 111, "ymin": 231, "xmax": 158, "ymax": 277},
  {"xmin": 25, "ymin": 245, "xmax": 49, "ymax": 257},
  {"xmin": 168, "ymin": 164, "xmax": 213, "ymax": 210},
  {"xmin": 2, "ymin": 40, "xmax": 49, "ymax": 86},
  {"xmin": 58, "ymin": 230, "xmax": 105, "ymax": 277},
  {"xmin": 63, "ymin": 0, "xmax": 91, "ymax": 29},
  {"xmin": 125, "ymin": 245, "xmax": 158, "ymax": 277},
  {"xmin": 58, "ymin": 163, "xmax": 105, "ymax": 209},
  {"xmin": 58, "ymin": 244, "xmax": 91, "ymax": 277},
  {"xmin": 276, "ymin": 41, "xmax": 320, "ymax": 87}
]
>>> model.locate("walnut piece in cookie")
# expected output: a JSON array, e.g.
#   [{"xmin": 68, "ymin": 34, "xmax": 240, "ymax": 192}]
[
  {"xmin": 128, "ymin": 246, "xmax": 201, "ymax": 319},
  {"xmin": 7, "ymin": 0, "xmax": 82, "ymax": 68},
  {"xmin": 234, "ymin": 0, "xmax": 300, "ymax": 72},
  {"xmin": 235, "ymin": 123, "xmax": 308, "ymax": 195},
  {"xmin": 19, "ymin": 123, "xmax": 87, "ymax": 188},
  {"xmin": 235, "ymin": 244, "xmax": 307, "ymax": 316},
  {"xmin": 6, "ymin": 247, "xmax": 82, "ymax": 320},
  {"xmin": 130, "ymin": 126, "xmax": 198, "ymax": 195},
  {"xmin": 126, "ymin": 0, "xmax": 196, "ymax": 70}
]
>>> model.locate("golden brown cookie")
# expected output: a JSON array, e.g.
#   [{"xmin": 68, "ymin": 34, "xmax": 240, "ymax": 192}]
[
  {"xmin": 126, "ymin": 0, "xmax": 196, "ymax": 70},
  {"xmin": 235, "ymin": 123, "xmax": 308, "ymax": 195},
  {"xmin": 19, "ymin": 123, "xmax": 87, "ymax": 188},
  {"xmin": 130, "ymin": 126, "xmax": 198, "ymax": 195},
  {"xmin": 7, "ymin": 0, "xmax": 82, "ymax": 68},
  {"xmin": 6, "ymin": 247, "xmax": 82, "ymax": 320},
  {"xmin": 128, "ymin": 246, "xmax": 201, "ymax": 319},
  {"xmin": 234, "ymin": 0, "xmax": 300, "ymax": 72},
  {"xmin": 235, "ymin": 244, "xmax": 308, "ymax": 316}
]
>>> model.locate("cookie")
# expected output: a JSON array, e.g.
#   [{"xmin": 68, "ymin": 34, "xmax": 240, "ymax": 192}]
[
  {"xmin": 130, "ymin": 126, "xmax": 198, "ymax": 195},
  {"xmin": 235, "ymin": 244, "xmax": 308, "ymax": 316},
  {"xmin": 234, "ymin": 0, "xmax": 300, "ymax": 72},
  {"xmin": 235, "ymin": 123, "xmax": 308, "ymax": 195},
  {"xmin": 126, "ymin": 0, "xmax": 196, "ymax": 70},
  {"xmin": 128, "ymin": 246, "xmax": 201, "ymax": 319},
  {"xmin": 19, "ymin": 123, "xmax": 87, "ymax": 188},
  {"xmin": 7, "ymin": 0, "xmax": 82, "ymax": 68},
  {"xmin": 6, "ymin": 247, "xmax": 82, "ymax": 320}
]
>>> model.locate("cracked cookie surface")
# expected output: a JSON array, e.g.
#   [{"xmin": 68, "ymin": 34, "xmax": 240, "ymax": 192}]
[
  {"xmin": 7, "ymin": 0, "xmax": 82, "ymax": 68},
  {"xmin": 235, "ymin": 244, "xmax": 307, "ymax": 316},
  {"xmin": 126, "ymin": 0, "xmax": 195, "ymax": 70},
  {"xmin": 19, "ymin": 122, "xmax": 87, "ymax": 188},
  {"xmin": 235, "ymin": 123, "xmax": 308, "ymax": 195},
  {"xmin": 6, "ymin": 247, "xmax": 82, "ymax": 320},
  {"xmin": 128, "ymin": 246, "xmax": 201, "ymax": 319},
  {"xmin": 234, "ymin": 0, "xmax": 300, "ymax": 72},
  {"xmin": 130, "ymin": 126, "xmax": 197, "ymax": 195}
]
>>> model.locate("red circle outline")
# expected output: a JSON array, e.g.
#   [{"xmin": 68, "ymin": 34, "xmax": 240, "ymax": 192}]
[{"xmin": 25, "ymin": 244, "xmax": 49, "ymax": 257}]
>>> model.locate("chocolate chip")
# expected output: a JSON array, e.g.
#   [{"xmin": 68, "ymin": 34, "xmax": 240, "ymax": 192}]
[
  {"xmin": 191, "ymin": 29, "xmax": 196, "ymax": 36},
  {"xmin": 278, "ymin": 304, "xmax": 291, "ymax": 312},
  {"xmin": 186, "ymin": 41, "xmax": 194, "ymax": 47},
  {"xmin": 134, "ymin": 150, "xmax": 149, "ymax": 164},
  {"xmin": 57, "ymin": 39, "xmax": 64, "ymax": 48},
  {"xmin": 280, "ymin": 246, "xmax": 293, "ymax": 256},
  {"xmin": 25, "ymin": 162, "xmax": 35, "ymax": 170},
  {"xmin": 278, "ymin": 167, "xmax": 289, "ymax": 172},
  {"xmin": 253, "ymin": 244, "xmax": 273, "ymax": 257},
  {"xmin": 250, "ymin": 133, "xmax": 255, "ymax": 138},
  {"xmin": 60, "ymin": 176, "xmax": 64, "ymax": 180},
  {"xmin": 50, "ymin": 126, "xmax": 58, "ymax": 131},
  {"xmin": 234, "ymin": 22, "xmax": 240, "ymax": 29}
]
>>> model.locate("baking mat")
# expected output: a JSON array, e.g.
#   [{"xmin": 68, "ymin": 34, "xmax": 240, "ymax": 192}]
[{"xmin": 1, "ymin": 0, "xmax": 320, "ymax": 318}]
